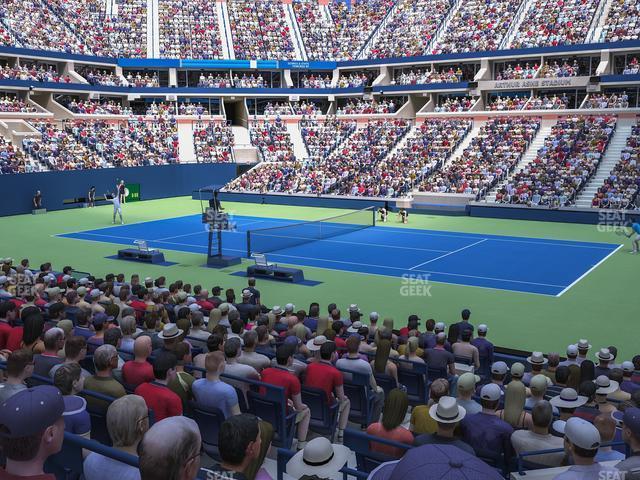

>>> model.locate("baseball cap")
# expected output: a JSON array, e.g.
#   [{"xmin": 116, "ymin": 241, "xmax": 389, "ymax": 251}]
[
  {"xmin": 434, "ymin": 322, "xmax": 445, "ymax": 331},
  {"xmin": 511, "ymin": 362, "xmax": 525, "ymax": 378},
  {"xmin": 285, "ymin": 303, "xmax": 295, "ymax": 312},
  {"xmin": 177, "ymin": 291, "xmax": 188, "ymax": 301},
  {"xmin": 477, "ymin": 324, "xmax": 488, "ymax": 333},
  {"xmin": 76, "ymin": 286, "xmax": 88, "ymax": 296},
  {"xmin": 491, "ymin": 361, "xmax": 508, "ymax": 375},
  {"xmin": 622, "ymin": 407, "xmax": 640, "ymax": 437},
  {"xmin": 622, "ymin": 361, "xmax": 635, "ymax": 374},
  {"xmin": 0, "ymin": 276, "xmax": 7, "ymax": 284},
  {"xmin": 566, "ymin": 345, "xmax": 578, "ymax": 357},
  {"xmin": 457, "ymin": 372, "xmax": 480, "ymax": 392},
  {"xmin": 480, "ymin": 383, "xmax": 502, "ymax": 402},
  {"xmin": 92, "ymin": 312, "xmax": 113, "ymax": 326},
  {"xmin": 564, "ymin": 417, "xmax": 601, "ymax": 450},
  {"xmin": 0, "ymin": 386, "xmax": 64, "ymax": 438},
  {"xmin": 89, "ymin": 288, "xmax": 103, "ymax": 298},
  {"xmin": 78, "ymin": 278, "xmax": 89, "ymax": 286},
  {"xmin": 188, "ymin": 304, "xmax": 201, "ymax": 312},
  {"xmin": 369, "ymin": 312, "xmax": 379, "ymax": 321}
]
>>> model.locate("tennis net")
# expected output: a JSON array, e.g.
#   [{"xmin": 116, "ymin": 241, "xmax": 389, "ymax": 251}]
[{"xmin": 246, "ymin": 207, "xmax": 376, "ymax": 257}]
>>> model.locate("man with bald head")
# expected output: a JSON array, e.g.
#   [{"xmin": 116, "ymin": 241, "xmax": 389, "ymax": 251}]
[
  {"xmin": 139, "ymin": 416, "xmax": 202, "ymax": 480},
  {"xmin": 122, "ymin": 336, "xmax": 154, "ymax": 388}
]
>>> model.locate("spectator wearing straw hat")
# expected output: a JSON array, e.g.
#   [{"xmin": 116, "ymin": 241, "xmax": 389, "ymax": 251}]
[
  {"xmin": 594, "ymin": 348, "xmax": 614, "ymax": 378},
  {"xmin": 286, "ymin": 437, "xmax": 350, "ymax": 479},
  {"xmin": 575, "ymin": 339, "xmax": 592, "ymax": 365},
  {"xmin": 414, "ymin": 396, "xmax": 474, "ymax": 454},
  {"xmin": 550, "ymin": 388, "xmax": 588, "ymax": 425},
  {"xmin": 553, "ymin": 417, "xmax": 619, "ymax": 480},
  {"xmin": 593, "ymin": 375, "xmax": 621, "ymax": 414},
  {"xmin": 524, "ymin": 352, "xmax": 552, "ymax": 386},
  {"xmin": 616, "ymin": 407, "xmax": 640, "ymax": 478}
]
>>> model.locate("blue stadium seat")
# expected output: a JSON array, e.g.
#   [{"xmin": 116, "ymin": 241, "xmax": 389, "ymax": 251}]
[
  {"xmin": 300, "ymin": 385, "xmax": 339, "ymax": 441},
  {"xmin": 338, "ymin": 368, "xmax": 375, "ymax": 428},
  {"xmin": 189, "ymin": 401, "xmax": 224, "ymax": 461},
  {"xmin": 427, "ymin": 366, "xmax": 448, "ymax": 382},
  {"xmin": 373, "ymin": 373, "xmax": 396, "ymax": 396},
  {"xmin": 247, "ymin": 386, "xmax": 297, "ymax": 450},
  {"xmin": 396, "ymin": 359, "xmax": 428, "ymax": 405},
  {"xmin": 81, "ymin": 389, "xmax": 117, "ymax": 446},
  {"xmin": 343, "ymin": 428, "xmax": 412, "ymax": 474}
]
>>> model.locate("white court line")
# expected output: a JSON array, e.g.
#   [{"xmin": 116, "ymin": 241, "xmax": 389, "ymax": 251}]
[
  {"xmin": 54, "ymin": 213, "xmax": 198, "ymax": 236},
  {"xmin": 409, "ymin": 238, "xmax": 487, "ymax": 270},
  {"xmin": 155, "ymin": 220, "xmax": 268, "ymax": 241},
  {"xmin": 375, "ymin": 227, "xmax": 618, "ymax": 250},
  {"xmin": 555, "ymin": 243, "xmax": 625, "ymax": 297}
]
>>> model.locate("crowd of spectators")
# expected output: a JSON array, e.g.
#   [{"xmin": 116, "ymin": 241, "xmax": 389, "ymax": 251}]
[
  {"xmin": 393, "ymin": 67, "xmax": 462, "ymax": 85},
  {"xmin": 225, "ymin": 161, "xmax": 298, "ymax": 193},
  {"xmin": 1, "ymin": 263, "xmax": 639, "ymax": 480},
  {"xmin": 500, "ymin": 115, "xmax": 617, "ymax": 206},
  {"xmin": 421, "ymin": 117, "xmax": 540, "ymax": 197},
  {"xmin": 526, "ymin": 94, "xmax": 571, "ymax": 110},
  {"xmin": 59, "ymin": 119, "xmax": 179, "ymax": 168},
  {"xmin": 263, "ymin": 102, "xmax": 293, "ymax": 116},
  {"xmin": 291, "ymin": 101, "xmax": 321, "ymax": 116},
  {"xmin": 0, "ymin": 135, "xmax": 39, "ymax": 173},
  {"xmin": 0, "ymin": 94, "xmax": 38, "ymax": 113},
  {"xmin": 62, "ymin": 99, "xmax": 132, "ymax": 116},
  {"xmin": 0, "ymin": 63, "xmax": 72, "ymax": 83},
  {"xmin": 227, "ymin": 0, "xmax": 295, "ymax": 60},
  {"xmin": 539, "ymin": 60, "xmax": 582, "ymax": 78},
  {"xmin": 510, "ymin": 0, "xmax": 601, "ymax": 49},
  {"xmin": 124, "ymin": 72, "xmax": 160, "ymax": 88},
  {"xmin": 336, "ymin": 73, "xmax": 372, "ymax": 88},
  {"xmin": 296, "ymin": 74, "xmax": 332, "ymax": 89},
  {"xmin": 367, "ymin": 0, "xmax": 453, "ymax": 59},
  {"xmin": 583, "ymin": 92, "xmax": 630, "ymax": 109},
  {"xmin": 79, "ymin": 68, "xmax": 126, "ymax": 87},
  {"xmin": 433, "ymin": 0, "xmax": 522, "ymax": 54},
  {"xmin": 103, "ymin": 0, "xmax": 148, "ymax": 57},
  {"xmin": 23, "ymin": 121, "xmax": 108, "ymax": 171},
  {"xmin": 592, "ymin": 123, "xmax": 640, "ymax": 209},
  {"xmin": 623, "ymin": 57, "xmax": 640, "ymax": 75},
  {"xmin": 158, "ymin": 0, "xmax": 223, "ymax": 59},
  {"xmin": 193, "ymin": 121, "xmax": 235, "ymax": 164},
  {"xmin": 234, "ymin": 74, "xmax": 266, "ymax": 89},
  {"xmin": 337, "ymin": 99, "xmax": 398, "ymax": 115},
  {"xmin": 434, "ymin": 96, "xmax": 475, "ymax": 112},
  {"xmin": 602, "ymin": 0, "xmax": 640, "ymax": 43},
  {"xmin": 250, "ymin": 118, "xmax": 296, "ymax": 163},
  {"xmin": 300, "ymin": 117, "xmax": 356, "ymax": 160},
  {"xmin": 292, "ymin": 0, "xmax": 339, "ymax": 61},
  {"xmin": 496, "ymin": 63, "xmax": 539, "ymax": 80},
  {"xmin": 486, "ymin": 95, "xmax": 530, "ymax": 111},
  {"xmin": 197, "ymin": 73, "xmax": 233, "ymax": 88}
]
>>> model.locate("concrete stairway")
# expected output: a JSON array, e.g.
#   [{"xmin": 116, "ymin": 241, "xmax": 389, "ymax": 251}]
[
  {"xmin": 286, "ymin": 123, "xmax": 308, "ymax": 160},
  {"xmin": 586, "ymin": 0, "xmax": 615, "ymax": 43},
  {"xmin": 177, "ymin": 122, "xmax": 196, "ymax": 163},
  {"xmin": 231, "ymin": 126, "xmax": 258, "ymax": 164},
  {"xmin": 442, "ymin": 120, "xmax": 485, "ymax": 168},
  {"xmin": 574, "ymin": 118, "xmax": 635, "ymax": 207},
  {"xmin": 484, "ymin": 119, "xmax": 555, "ymax": 202}
]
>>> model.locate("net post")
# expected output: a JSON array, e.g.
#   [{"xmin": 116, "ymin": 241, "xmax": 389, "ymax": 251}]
[
  {"xmin": 372, "ymin": 205, "xmax": 376, "ymax": 227},
  {"xmin": 246, "ymin": 231, "xmax": 251, "ymax": 258}
]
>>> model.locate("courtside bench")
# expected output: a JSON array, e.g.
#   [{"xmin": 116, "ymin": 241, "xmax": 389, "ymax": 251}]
[{"xmin": 247, "ymin": 254, "xmax": 304, "ymax": 283}]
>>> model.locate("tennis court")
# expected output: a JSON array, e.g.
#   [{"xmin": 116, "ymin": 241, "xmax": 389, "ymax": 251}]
[{"xmin": 57, "ymin": 210, "xmax": 622, "ymax": 297}]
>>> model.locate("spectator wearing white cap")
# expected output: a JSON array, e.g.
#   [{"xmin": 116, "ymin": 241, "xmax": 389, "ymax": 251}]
[
  {"xmin": 621, "ymin": 362, "xmax": 640, "ymax": 395},
  {"xmin": 0, "ymin": 275, "xmax": 11, "ymax": 298},
  {"xmin": 460, "ymin": 383, "xmax": 514, "ymax": 460},
  {"xmin": 616, "ymin": 407, "xmax": 640, "ymax": 477},
  {"xmin": 559, "ymin": 345, "xmax": 580, "ymax": 367},
  {"xmin": 456, "ymin": 373, "xmax": 482, "ymax": 416},
  {"xmin": 478, "ymin": 361, "xmax": 508, "ymax": 395},
  {"xmin": 552, "ymin": 417, "xmax": 619, "ymax": 480},
  {"xmin": 471, "ymin": 324, "xmax": 494, "ymax": 376},
  {"xmin": 511, "ymin": 401, "xmax": 564, "ymax": 467}
]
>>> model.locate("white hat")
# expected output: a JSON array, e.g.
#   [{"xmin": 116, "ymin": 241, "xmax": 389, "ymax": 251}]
[
  {"xmin": 271, "ymin": 306, "xmax": 283, "ymax": 315},
  {"xmin": 527, "ymin": 351, "xmax": 548, "ymax": 366},
  {"xmin": 144, "ymin": 277, "xmax": 153, "ymax": 283},
  {"xmin": 477, "ymin": 324, "xmax": 488, "ymax": 333},
  {"xmin": 89, "ymin": 288, "xmax": 103, "ymax": 298},
  {"xmin": 596, "ymin": 348, "xmax": 614, "ymax": 362},
  {"xmin": 158, "ymin": 323, "xmax": 183, "ymax": 340},
  {"xmin": 62, "ymin": 275, "xmax": 71, "ymax": 281},
  {"xmin": 186, "ymin": 297, "xmax": 197, "ymax": 305},
  {"xmin": 286, "ymin": 437, "xmax": 350, "ymax": 479},
  {"xmin": 0, "ymin": 276, "xmax": 7, "ymax": 284},
  {"xmin": 429, "ymin": 396, "xmax": 466, "ymax": 424},
  {"xmin": 435, "ymin": 322, "xmax": 445, "ymax": 331},
  {"xmin": 594, "ymin": 375, "xmax": 619, "ymax": 395},
  {"xmin": 480, "ymin": 384, "xmax": 502, "ymax": 401},
  {"xmin": 188, "ymin": 304, "xmax": 201, "ymax": 312},
  {"xmin": 622, "ymin": 361, "xmax": 635, "ymax": 374},
  {"xmin": 219, "ymin": 303, "xmax": 230, "ymax": 313},
  {"xmin": 242, "ymin": 289, "xmax": 253, "ymax": 299},
  {"xmin": 369, "ymin": 312, "xmax": 379, "ymax": 321},
  {"xmin": 566, "ymin": 345, "xmax": 578, "ymax": 357},
  {"xmin": 564, "ymin": 417, "xmax": 601, "ymax": 450},
  {"xmin": 491, "ymin": 361, "xmax": 508, "ymax": 375},
  {"xmin": 550, "ymin": 388, "xmax": 587, "ymax": 408},
  {"xmin": 347, "ymin": 321, "xmax": 363, "ymax": 333},
  {"xmin": 306, "ymin": 335, "xmax": 327, "ymax": 352},
  {"xmin": 576, "ymin": 339, "xmax": 592, "ymax": 350},
  {"xmin": 285, "ymin": 303, "xmax": 295, "ymax": 312},
  {"xmin": 78, "ymin": 278, "xmax": 89, "ymax": 286}
]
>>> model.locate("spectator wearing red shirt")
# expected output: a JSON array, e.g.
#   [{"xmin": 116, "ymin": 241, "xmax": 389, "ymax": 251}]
[
  {"xmin": 135, "ymin": 350, "xmax": 182, "ymax": 422},
  {"xmin": 128, "ymin": 288, "xmax": 149, "ymax": 313},
  {"xmin": 0, "ymin": 302, "xmax": 17, "ymax": 349},
  {"xmin": 261, "ymin": 344, "xmax": 310, "ymax": 450},
  {"xmin": 122, "ymin": 336, "xmax": 155, "ymax": 388},
  {"xmin": 399, "ymin": 315, "xmax": 421, "ymax": 338},
  {"xmin": 304, "ymin": 342, "xmax": 350, "ymax": 439}
]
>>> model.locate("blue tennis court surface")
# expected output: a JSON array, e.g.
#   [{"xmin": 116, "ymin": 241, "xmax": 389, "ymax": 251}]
[{"xmin": 57, "ymin": 214, "xmax": 622, "ymax": 297}]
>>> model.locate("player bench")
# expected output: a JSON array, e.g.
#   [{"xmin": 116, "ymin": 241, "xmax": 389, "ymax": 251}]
[{"xmin": 246, "ymin": 254, "xmax": 304, "ymax": 283}]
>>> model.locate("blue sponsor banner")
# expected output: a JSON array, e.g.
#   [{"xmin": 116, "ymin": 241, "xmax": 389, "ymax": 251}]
[
  {"xmin": 181, "ymin": 59, "xmax": 251, "ymax": 69},
  {"xmin": 118, "ymin": 58, "xmax": 180, "ymax": 68},
  {"xmin": 279, "ymin": 60, "xmax": 337, "ymax": 70},
  {"xmin": 0, "ymin": 45, "xmax": 118, "ymax": 64}
]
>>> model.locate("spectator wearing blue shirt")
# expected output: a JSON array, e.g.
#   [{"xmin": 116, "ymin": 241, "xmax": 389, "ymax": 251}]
[
  {"xmin": 452, "ymin": 308, "xmax": 474, "ymax": 338},
  {"xmin": 303, "ymin": 303, "xmax": 320, "ymax": 332},
  {"xmin": 85, "ymin": 394, "xmax": 149, "ymax": 480},
  {"xmin": 594, "ymin": 414, "xmax": 625, "ymax": 463},
  {"xmin": 621, "ymin": 362, "xmax": 640, "ymax": 394},
  {"xmin": 627, "ymin": 219, "xmax": 640, "ymax": 254},
  {"xmin": 460, "ymin": 383, "xmax": 514, "ymax": 462},
  {"xmin": 53, "ymin": 364, "xmax": 91, "ymax": 438},
  {"xmin": 471, "ymin": 324, "xmax": 494, "ymax": 373},
  {"xmin": 192, "ymin": 350, "xmax": 241, "ymax": 418}
]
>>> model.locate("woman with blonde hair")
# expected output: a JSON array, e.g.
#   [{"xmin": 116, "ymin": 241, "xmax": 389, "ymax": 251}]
[
  {"xmin": 399, "ymin": 337, "xmax": 424, "ymax": 364},
  {"xmin": 497, "ymin": 379, "xmax": 531, "ymax": 429},
  {"xmin": 207, "ymin": 307, "xmax": 221, "ymax": 332},
  {"xmin": 83, "ymin": 394, "xmax": 149, "ymax": 479},
  {"xmin": 371, "ymin": 339, "xmax": 398, "ymax": 388}
]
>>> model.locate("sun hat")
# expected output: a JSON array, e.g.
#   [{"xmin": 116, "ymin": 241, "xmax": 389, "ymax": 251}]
[
  {"xmin": 549, "ymin": 388, "xmax": 587, "ymax": 408},
  {"xmin": 286, "ymin": 437, "xmax": 350, "ymax": 479},
  {"xmin": 527, "ymin": 352, "xmax": 548, "ymax": 366},
  {"xmin": 596, "ymin": 348, "xmax": 614, "ymax": 362},
  {"xmin": 347, "ymin": 321, "xmax": 363, "ymax": 333},
  {"xmin": 429, "ymin": 396, "xmax": 466, "ymax": 424},
  {"xmin": 576, "ymin": 339, "xmax": 592, "ymax": 350},
  {"xmin": 594, "ymin": 375, "xmax": 619, "ymax": 395},
  {"xmin": 158, "ymin": 323, "xmax": 183, "ymax": 340},
  {"xmin": 271, "ymin": 305, "xmax": 283, "ymax": 315},
  {"xmin": 306, "ymin": 335, "xmax": 328, "ymax": 352}
]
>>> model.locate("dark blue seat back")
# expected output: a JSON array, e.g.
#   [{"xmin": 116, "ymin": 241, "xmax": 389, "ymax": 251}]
[
  {"xmin": 339, "ymin": 369, "xmax": 373, "ymax": 428},
  {"xmin": 397, "ymin": 360, "xmax": 428, "ymax": 405},
  {"xmin": 81, "ymin": 390, "xmax": 116, "ymax": 446},
  {"xmin": 427, "ymin": 366, "xmax": 448, "ymax": 382},
  {"xmin": 190, "ymin": 402, "xmax": 224, "ymax": 461},
  {"xmin": 343, "ymin": 429, "xmax": 411, "ymax": 473},
  {"xmin": 300, "ymin": 385, "xmax": 339, "ymax": 441},
  {"xmin": 373, "ymin": 373, "xmax": 395, "ymax": 396},
  {"xmin": 246, "ymin": 383, "xmax": 296, "ymax": 449}
]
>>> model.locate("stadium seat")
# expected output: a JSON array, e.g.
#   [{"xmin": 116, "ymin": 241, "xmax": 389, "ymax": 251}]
[
  {"xmin": 189, "ymin": 401, "xmax": 225, "ymax": 461},
  {"xmin": 343, "ymin": 428, "xmax": 412, "ymax": 474},
  {"xmin": 300, "ymin": 385, "xmax": 339, "ymax": 442},
  {"xmin": 339, "ymin": 368, "xmax": 376, "ymax": 428},
  {"xmin": 396, "ymin": 359, "xmax": 428, "ymax": 405}
]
